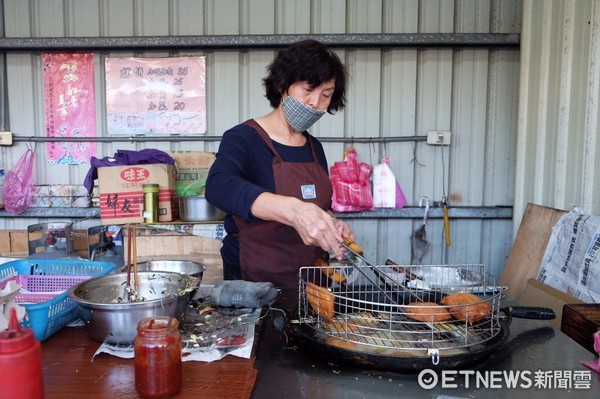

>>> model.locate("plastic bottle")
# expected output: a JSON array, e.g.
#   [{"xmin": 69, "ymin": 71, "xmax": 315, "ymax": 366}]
[
  {"xmin": 134, "ymin": 316, "xmax": 182, "ymax": 398},
  {"xmin": 0, "ymin": 308, "xmax": 45, "ymax": 399}
]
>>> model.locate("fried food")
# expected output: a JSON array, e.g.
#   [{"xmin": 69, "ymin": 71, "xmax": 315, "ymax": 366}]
[
  {"xmin": 343, "ymin": 236, "xmax": 363, "ymax": 254},
  {"xmin": 440, "ymin": 292, "xmax": 492, "ymax": 323},
  {"xmin": 405, "ymin": 302, "xmax": 452, "ymax": 322},
  {"xmin": 314, "ymin": 258, "xmax": 346, "ymax": 284},
  {"xmin": 328, "ymin": 271, "xmax": 346, "ymax": 284},
  {"xmin": 314, "ymin": 258, "xmax": 329, "ymax": 267},
  {"xmin": 305, "ymin": 282, "xmax": 335, "ymax": 323}
]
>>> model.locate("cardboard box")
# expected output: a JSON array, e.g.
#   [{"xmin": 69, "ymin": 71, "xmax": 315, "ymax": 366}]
[
  {"xmin": 168, "ymin": 151, "xmax": 215, "ymax": 195},
  {"xmin": 0, "ymin": 230, "xmax": 29, "ymax": 257},
  {"xmin": 98, "ymin": 164, "xmax": 178, "ymax": 224}
]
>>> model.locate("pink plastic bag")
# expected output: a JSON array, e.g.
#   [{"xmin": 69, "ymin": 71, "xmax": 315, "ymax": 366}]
[
  {"xmin": 3, "ymin": 149, "xmax": 35, "ymax": 214},
  {"xmin": 330, "ymin": 149, "xmax": 374, "ymax": 212}
]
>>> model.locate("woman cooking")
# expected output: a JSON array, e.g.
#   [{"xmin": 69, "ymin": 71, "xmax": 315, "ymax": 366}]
[{"xmin": 205, "ymin": 39, "xmax": 355, "ymax": 288}]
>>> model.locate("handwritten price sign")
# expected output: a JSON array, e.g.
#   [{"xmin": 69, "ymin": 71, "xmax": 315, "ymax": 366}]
[{"xmin": 105, "ymin": 56, "xmax": 206, "ymax": 135}]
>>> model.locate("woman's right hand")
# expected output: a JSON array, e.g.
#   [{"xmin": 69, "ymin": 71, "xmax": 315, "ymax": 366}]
[{"xmin": 250, "ymin": 193, "xmax": 353, "ymax": 259}]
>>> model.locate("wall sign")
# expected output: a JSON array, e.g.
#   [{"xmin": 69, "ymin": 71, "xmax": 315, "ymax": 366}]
[
  {"xmin": 105, "ymin": 57, "xmax": 206, "ymax": 135},
  {"xmin": 43, "ymin": 52, "xmax": 97, "ymax": 164}
]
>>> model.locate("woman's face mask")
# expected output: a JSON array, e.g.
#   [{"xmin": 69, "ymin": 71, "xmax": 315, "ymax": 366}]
[{"xmin": 282, "ymin": 95, "xmax": 326, "ymax": 132}]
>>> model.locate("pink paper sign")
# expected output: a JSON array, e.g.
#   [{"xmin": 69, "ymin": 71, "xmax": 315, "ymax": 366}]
[
  {"xmin": 43, "ymin": 52, "xmax": 97, "ymax": 165},
  {"xmin": 105, "ymin": 57, "xmax": 206, "ymax": 134}
]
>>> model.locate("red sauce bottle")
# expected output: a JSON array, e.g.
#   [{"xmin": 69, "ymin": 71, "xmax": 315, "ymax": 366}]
[
  {"xmin": 134, "ymin": 316, "xmax": 182, "ymax": 398},
  {"xmin": 0, "ymin": 308, "xmax": 45, "ymax": 399}
]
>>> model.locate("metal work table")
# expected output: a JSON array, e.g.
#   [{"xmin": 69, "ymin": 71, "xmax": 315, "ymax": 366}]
[{"xmin": 251, "ymin": 292, "xmax": 599, "ymax": 399}]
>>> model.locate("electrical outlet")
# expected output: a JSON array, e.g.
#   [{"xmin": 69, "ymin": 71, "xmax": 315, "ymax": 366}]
[
  {"xmin": 0, "ymin": 131, "xmax": 13, "ymax": 146},
  {"xmin": 427, "ymin": 130, "xmax": 451, "ymax": 146}
]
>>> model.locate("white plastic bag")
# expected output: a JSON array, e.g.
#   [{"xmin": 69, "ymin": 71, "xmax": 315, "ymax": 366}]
[{"xmin": 373, "ymin": 156, "xmax": 407, "ymax": 209}]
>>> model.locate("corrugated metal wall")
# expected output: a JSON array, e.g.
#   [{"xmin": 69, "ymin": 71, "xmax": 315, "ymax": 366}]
[
  {"xmin": 0, "ymin": 0, "xmax": 522, "ymax": 278},
  {"xmin": 514, "ymin": 0, "xmax": 600, "ymax": 234}
]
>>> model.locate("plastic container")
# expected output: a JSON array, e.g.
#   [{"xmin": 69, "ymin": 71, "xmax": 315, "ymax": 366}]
[
  {"xmin": 0, "ymin": 259, "xmax": 116, "ymax": 341},
  {"xmin": 0, "ymin": 308, "xmax": 45, "ymax": 399},
  {"xmin": 134, "ymin": 316, "xmax": 182, "ymax": 398}
]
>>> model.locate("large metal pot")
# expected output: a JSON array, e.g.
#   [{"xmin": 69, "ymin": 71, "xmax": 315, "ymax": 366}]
[
  {"xmin": 178, "ymin": 195, "xmax": 226, "ymax": 222},
  {"xmin": 68, "ymin": 271, "xmax": 200, "ymax": 344}
]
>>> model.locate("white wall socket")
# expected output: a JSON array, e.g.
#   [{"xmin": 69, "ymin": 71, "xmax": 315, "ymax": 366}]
[
  {"xmin": 427, "ymin": 130, "xmax": 451, "ymax": 146},
  {"xmin": 0, "ymin": 131, "xmax": 13, "ymax": 146}
]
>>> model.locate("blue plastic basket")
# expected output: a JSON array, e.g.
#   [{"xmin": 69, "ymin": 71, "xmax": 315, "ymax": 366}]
[{"xmin": 0, "ymin": 259, "xmax": 116, "ymax": 341}]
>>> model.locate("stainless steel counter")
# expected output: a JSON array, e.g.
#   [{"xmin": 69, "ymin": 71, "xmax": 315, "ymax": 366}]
[{"xmin": 251, "ymin": 292, "xmax": 599, "ymax": 399}]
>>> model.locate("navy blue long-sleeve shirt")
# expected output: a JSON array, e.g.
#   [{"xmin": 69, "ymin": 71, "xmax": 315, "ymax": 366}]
[{"xmin": 205, "ymin": 121, "xmax": 329, "ymax": 274}]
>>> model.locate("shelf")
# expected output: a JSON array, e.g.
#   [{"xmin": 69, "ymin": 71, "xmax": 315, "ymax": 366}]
[
  {"xmin": 0, "ymin": 207, "xmax": 100, "ymax": 219},
  {"xmin": 0, "ymin": 206, "xmax": 512, "ymax": 220},
  {"xmin": 334, "ymin": 206, "xmax": 513, "ymax": 219}
]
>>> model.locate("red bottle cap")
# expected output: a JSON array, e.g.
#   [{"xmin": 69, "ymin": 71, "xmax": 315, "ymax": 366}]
[{"xmin": 0, "ymin": 308, "xmax": 36, "ymax": 354}]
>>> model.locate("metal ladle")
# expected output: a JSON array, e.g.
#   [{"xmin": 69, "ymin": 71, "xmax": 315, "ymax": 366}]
[{"xmin": 411, "ymin": 196, "xmax": 431, "ymax": 262}]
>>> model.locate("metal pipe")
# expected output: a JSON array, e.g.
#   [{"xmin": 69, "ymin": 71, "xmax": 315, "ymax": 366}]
[
  {"xmin": 0, "ymin": 0, "xmax": 8, "ymax": 131},
  {"xmin": 12, "ymin": 135, "xmax": 427, "ymax": 144},
  {"xmin": 0, "ymin": 33, "xmax": 520, "ymax": 52}
]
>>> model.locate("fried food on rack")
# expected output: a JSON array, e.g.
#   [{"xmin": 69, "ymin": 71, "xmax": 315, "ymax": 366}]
[
  {"xmin": 314, "ymin": 257, "xmax": 347, "ymax": 284},
  {"xmin": 405, "ymin": 302, "xmax": 452, "ymax": 322},
  {"xmin": 305, "ymin": 282, "xmax": 335, "ymax": 323},
  {"xmin": 314, "ymin": 257, "xmax": 329, "ymax": 267},
  {"xmin": 440, "ymin": 292, "xmax": 492, "ymax": 323},
  {"xmin": 343, "ymin": 236, "xmax": 363, "ymax": 254}
]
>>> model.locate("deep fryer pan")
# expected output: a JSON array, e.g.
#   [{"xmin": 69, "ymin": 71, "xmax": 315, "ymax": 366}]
[{"xmin": 286, "ymin": 306, "xmax": 555, "ymax": 373}]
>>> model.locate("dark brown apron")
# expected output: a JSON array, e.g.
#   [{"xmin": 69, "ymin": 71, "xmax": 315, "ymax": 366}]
[{"xmin": 233, "ymin": 120, "xmax": 332, "ymax": 288}]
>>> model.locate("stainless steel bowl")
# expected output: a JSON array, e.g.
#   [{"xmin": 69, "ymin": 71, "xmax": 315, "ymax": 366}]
[
  {"xmin": 119, "ymin": 260, "xmax": 206, "ymax": 278},
  {"xmin": 118, "ymin": 260, "xmax": 205, "ymax": 298},
  {"xmin": 68, "ymin": 271, "xmax": 200, "ymax": 344},
  {"xmin": 178, "ymin": 195, "xmax": 226, "ymax": 222}
]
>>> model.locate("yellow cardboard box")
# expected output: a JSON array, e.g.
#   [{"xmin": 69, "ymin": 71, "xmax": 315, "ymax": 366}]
[
  {"xmin": 168, "ymin": 151, "xmax": 215, "ymax": 194},
  {"xmin": 98, "ymin": 164, "xmax": 178, "ymax": 224}
]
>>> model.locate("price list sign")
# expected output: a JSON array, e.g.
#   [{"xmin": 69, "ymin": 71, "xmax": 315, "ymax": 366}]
[{"xmin": 105, "ymin": 57, "xmax": 206, "ymax": 135}]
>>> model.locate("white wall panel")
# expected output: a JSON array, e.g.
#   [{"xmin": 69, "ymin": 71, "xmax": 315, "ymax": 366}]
[
  {"xmin": 514, "ymin": 0, "xmax": 600, "ymax": 237},
  {"xmin": 1, "ymin": 0, "xmax": 522, "ymax": 278}
]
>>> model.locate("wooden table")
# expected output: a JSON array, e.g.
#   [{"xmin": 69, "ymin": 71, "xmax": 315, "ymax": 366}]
[{"xmin": 41, "ymin": 326, "xmax": 257, "ymax": 399}]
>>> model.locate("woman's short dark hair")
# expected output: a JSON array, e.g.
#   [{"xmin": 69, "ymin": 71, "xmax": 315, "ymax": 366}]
[{"xmin": 263, "ymin": 40, "xmax": 348, "ymax": 113}]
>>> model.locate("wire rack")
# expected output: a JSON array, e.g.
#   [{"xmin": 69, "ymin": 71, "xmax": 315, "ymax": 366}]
[{"xmin": 297, "ymin": 264, "xmax": 505, "ymax": 358}]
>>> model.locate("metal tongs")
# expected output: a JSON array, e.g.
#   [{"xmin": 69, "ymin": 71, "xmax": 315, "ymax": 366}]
[{"xmin": 339, "ymin": 241, "xmax": 421, "ymax": 304}]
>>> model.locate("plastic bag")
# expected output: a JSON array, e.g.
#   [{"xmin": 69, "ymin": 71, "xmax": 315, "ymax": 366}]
[
  {"xmin": 330, "ymin": 148, "xmax": 374, "ymax": 212},
  {"xmin": 3, "ymin": 149, "xmax": 35, "ymax": 214},
  {"xmin": 373, "ymin": 156, "xmax": 407, "ymax": 209}
]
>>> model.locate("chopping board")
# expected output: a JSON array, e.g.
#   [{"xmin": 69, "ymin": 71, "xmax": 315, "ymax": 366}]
[{"xmin": 500, "ymin": 203, "xmax": 568, "ymax": 300}]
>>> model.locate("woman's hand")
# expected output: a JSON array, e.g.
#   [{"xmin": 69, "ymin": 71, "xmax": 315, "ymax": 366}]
[
  {"xmin": 250, "ymin": 193, "xmax": 354, "ymax": 259},
  {"xmin": 289, "ymin": 202, "xmax": 354, "ymax": 260}
]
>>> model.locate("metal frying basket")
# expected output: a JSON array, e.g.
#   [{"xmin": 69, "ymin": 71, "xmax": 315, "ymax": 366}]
[{"xmin": 297, "ymin": 264, "xmax": 505, "ymax": 365}]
